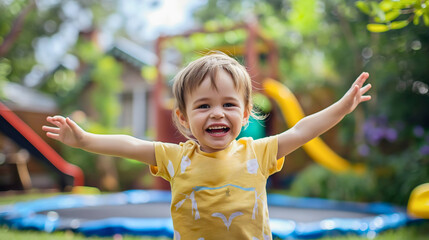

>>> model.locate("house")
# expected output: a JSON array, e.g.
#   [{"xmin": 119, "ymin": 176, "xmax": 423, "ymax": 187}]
[
  {"xmin": 0, "ymin": 82, "xmax": 65, "ymax": 190},
  {"xmin": 108, "ymin": 37, "xmax": 157, "ymax": 140},
  {"xmin": 0, "ymin": 37, "xmax": 171, "ymax": 191}
]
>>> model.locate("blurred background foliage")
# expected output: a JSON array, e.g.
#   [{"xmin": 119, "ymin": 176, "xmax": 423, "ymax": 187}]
[
  {"xmin": 356, "ymin": 0, "xmax": 429, "ymax": 32},
  {"xmin": 1, "ymin": 0, "xmax": 428, "ymax": 205}
]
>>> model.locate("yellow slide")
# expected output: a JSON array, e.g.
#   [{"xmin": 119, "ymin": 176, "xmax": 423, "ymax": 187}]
[
  {"xmin": 263, "ymin": 78, "xmax": 357, "ymax": 173},
  {"xmin": 408, "ymin": 183, "xmax": 429, "ymax": 219}
]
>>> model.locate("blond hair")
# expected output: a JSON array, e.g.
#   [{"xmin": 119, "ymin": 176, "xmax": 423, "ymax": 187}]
[{"xmin": 172, "ymin": 52, "xmax": 254, "ymax": 139}]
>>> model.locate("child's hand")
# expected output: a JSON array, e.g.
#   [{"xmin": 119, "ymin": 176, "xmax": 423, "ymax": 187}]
[
  {"xmin": 42, "ymin": 116, "xmax": 86, "ymax": 148},
  {"xmin": 341, "ymin": 72, "xmax": 372, "ymax": 114}
]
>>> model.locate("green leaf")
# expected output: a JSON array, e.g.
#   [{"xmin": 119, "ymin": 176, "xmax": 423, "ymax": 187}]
[
  {"xmin": 392, "ymin": 0, "xmax": 417, "ymax": 9},
  {"xmin": 380, "ymin": 0, "xmax": 393, "ymax": 12},
  {"xmin": 367, "ymin": 23, "xmax": 390, "ymax": 32},
  {"xmin": 415, "ymin": 8, "xmax": 423, "ymax": 18},
  {"xmin": 355, "ymin": 1, "xmax": 371, "ymax": 14},
  {"xmin": 390, "ymin": 20, "xmax": 410, "ymax": 29},
  {"xmin": 413, "ymin": 15, "xmax": 420, "ymax": 25},
  {"xmin": 424, "ymin": 13, "xmax": 429, "ymax": 26},
  {"xmin": 371, "ymin": 2, "xmax": 386, "ymax": 22},
  {"xmin": 412, "ymin": 9, "xmax": 424, "ymax": 25},
  {"xmin": 385, "ymin": 10, "xmax": 401, "ymax": 22}
]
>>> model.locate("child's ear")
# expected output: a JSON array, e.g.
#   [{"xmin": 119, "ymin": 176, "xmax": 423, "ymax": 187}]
[
  {"xmin": 242, "ymin": 108, "xmax": 250, "ymax": 126},
  {"xmin": 175, "ymin": 108, "xmax": 190, "ymax": 129}
]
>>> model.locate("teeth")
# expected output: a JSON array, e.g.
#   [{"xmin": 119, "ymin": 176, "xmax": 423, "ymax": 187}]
[{"xmin": 208, "ymin": 126, "xmax": 227, "ymax": 130}]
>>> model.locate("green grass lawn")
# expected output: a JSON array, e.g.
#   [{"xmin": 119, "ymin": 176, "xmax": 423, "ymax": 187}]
[
  {"xmin": 0, "ymin": 192, "xmax": 60, "ymax": 205},
  {"xmin": 1, "ymin": 192, "xmax": 428, "ymax": 240},
  {"xmin": 0, "ymin": 227, "xmax": 167, "ymax": 240},
  {"xmin": 2, "ymin": 224, "xmax": 429, "ymax": 240}
]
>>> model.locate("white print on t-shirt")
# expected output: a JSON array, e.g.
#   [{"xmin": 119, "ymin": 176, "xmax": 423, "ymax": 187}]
[
  {"xmin": 175, "ymin": 191, "xmax": 200, "ymax": 220},
  {"xmin": 180, "ymin": 156, "xmax": 191, "ymax": 173},
  {"xmin": 211, "ymin": 211, "xmax": 244, "ymax": 230},
  {"xmin": 247, "ymin": 158, "xmax": 259, "ymax": 174}
]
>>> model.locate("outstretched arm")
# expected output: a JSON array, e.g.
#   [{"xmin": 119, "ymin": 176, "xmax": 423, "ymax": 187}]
[
  {"xmin": 276, "ymin": 72, "xmax": 371, "ymax": 159},
  {"xmin": 42, "ymin": 116, "xmax": 156, "ymax": 166}
]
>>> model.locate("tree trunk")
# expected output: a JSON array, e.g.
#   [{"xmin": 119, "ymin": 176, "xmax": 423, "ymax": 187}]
[{"xmin": 0, "ymin": 0, "xmax": 36, "ymax": 57}]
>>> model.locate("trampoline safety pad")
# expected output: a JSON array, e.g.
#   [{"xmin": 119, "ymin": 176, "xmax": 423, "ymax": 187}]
[{"xmin": 0, "ymin": 190, "xmax": 418, "ymax": 239}]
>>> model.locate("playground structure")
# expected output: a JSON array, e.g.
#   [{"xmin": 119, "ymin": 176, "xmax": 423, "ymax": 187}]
[
  {"xmin": 152, "ymin": 19, "xmax": 358, "ymax": 173},
  {"xmin": 408, "ymin": 183, "xmax": 429, "ymax": 219},
  {"xmin": 0, "ymin": 102, "xmax": 84, "ymax": 189},
  {"xmin": 264, "ymin": 79, "xmax": 362, "ymax": 173}
]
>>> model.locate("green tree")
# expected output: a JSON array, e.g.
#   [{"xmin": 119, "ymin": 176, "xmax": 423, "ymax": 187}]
[
  {"xmin": 356, "ymin": 0, "xmax": 429, "ymax": 32},
  {"xmin": 0, "ymin": 0, "xmax": 115, "ymax": 85},
  {"xmin": 0, "ymin": 0, "xmax": 45, "ymax": 84}
]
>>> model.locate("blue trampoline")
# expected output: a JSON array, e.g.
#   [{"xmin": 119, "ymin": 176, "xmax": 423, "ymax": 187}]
[{"xmin": 0, "ymin": 190, "xmax": 417, "ymax": 239}]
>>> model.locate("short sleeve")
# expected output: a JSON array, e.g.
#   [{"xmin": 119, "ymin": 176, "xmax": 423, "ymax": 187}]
[
  {"xmin": 252, "ymin": 135, "xmax": 285, "ymax": 177},
  {"xmin": 150, "ymin": 141, "xmax": 182, "ymax": 182}
]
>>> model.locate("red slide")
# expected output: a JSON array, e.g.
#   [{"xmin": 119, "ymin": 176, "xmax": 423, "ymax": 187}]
[{"xmin": 0, "ymin": 101, "xmax": 84, "ymax": 187}]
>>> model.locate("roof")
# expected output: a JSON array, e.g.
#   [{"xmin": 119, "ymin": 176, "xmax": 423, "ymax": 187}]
[
  {"xmin": 2, "ymin": 82, "xmax": 57, "ymax": 113},
  {"xmin": 108, "ymin": 37, "xmax": 157, "ymax": 68},
  {"xmin": 108, "ymin": 37, "xmax": 178, "ymax": 76}
]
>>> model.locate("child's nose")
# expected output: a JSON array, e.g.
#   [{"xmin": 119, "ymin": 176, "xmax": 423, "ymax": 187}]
[{"xmin": 210, "ymin": 106, "xmax": 225, "ymax": 118}]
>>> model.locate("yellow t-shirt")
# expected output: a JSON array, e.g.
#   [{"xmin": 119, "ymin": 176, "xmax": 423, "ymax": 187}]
[{"xmin": 150, "ymin": 136, "xmax": 284, "ymax": 240}]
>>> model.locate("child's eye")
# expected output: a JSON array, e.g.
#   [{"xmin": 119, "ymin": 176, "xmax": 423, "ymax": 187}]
[
  {"xmin": 224, "ymin": 103, "xmax": 235, "ymax": 108},
  {"xmin": 197, "ymin": 104, "xmax": 210, "ymax": 109}
]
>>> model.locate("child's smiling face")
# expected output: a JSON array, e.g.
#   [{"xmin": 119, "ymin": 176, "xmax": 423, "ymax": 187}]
[{"xmin": 177, "ymin": 69, "xmax": 250, "ymax": 153}]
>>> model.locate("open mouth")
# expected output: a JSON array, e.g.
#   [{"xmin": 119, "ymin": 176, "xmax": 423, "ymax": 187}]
[{"xmin": 206, "ymin": 125, "xmax": 230, "ymax": 135}]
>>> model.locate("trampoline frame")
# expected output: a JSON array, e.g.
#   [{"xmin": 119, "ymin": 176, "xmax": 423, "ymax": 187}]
[{"xmin": 0, "ymin": 190, "xmax": 416, "ymax": 239}]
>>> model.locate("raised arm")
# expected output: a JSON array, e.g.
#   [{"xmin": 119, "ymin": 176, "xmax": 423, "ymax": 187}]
[
  {"xmin": 276, "ymin": 72, "xmax": 371, "ymax": 159},
  {"xmin": 42, "ymin": 116, "xmax": 156, "ymax": 166}
]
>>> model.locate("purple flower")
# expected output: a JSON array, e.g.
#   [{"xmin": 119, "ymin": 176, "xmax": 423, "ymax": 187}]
[
  {"xmin": 420, "ymin": 145, "xmax": 429, "ymax": 156},
  {"xmin": 366, "ymin": 128, "xmax": 382, "ymax": 145},
  {"xmin": 413, "ymin": 126, "xmax": 425, "ymax": 138},
  {"xmin": 385, "ymin": 128, "xmax": 398, "ymax": 142},
  {"xmin": 358, "ymin": 144, "xmax": 370, "ymax": 157},
  {"xmin": 363, "ymin": 120, "xmax": 375, "ymax": 133},
  {"xmin": 363, "ymin": 116, "xmax": 400, "ymax": 145}
]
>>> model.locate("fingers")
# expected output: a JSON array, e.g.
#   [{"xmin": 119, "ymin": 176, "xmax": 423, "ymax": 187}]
[
  {"xmin": 353, "ymin": 72, "xmax": 369, "ymax": 87},
  {"xmin": 65, "ymin": 117, "xmax": 82, "ymax": 133},
  {"xmin": 47, "ymin": 115, "xmax": 65, "ymax": 122},
  {"xmin": 351, "ymin": 83, "xmax": 371, "ymax": 104},
  {"xmin": 361, "ymin": 83, "xmax": 372, "ymax": 95},
  {"xmin": 359, "ymin": 81, "xmax": 371, "ymax": 101},
  {"xmin": 42, "ymin": 125, "xmax": 60, "ymax": 134},
  {"xmin": 43, "ymin": 119, "xmax": 62, "ymax": 140},
  {"xmin": 351, "ymin": 72, "xmax": 371, "ymax": 99},
  {"xmin": 361, "ymin": 95, "xmax": 372, "ymax": 102},
  {"xmin": 46, "ymin": 132, "xmax": 60, "ymax": 141},
  {"xmin": 46, "ymin": 115, "xmax": 66, "ymax": 128},
  {"xmin": 348, "ymin": 72, "xmax": 369, "ymax": 95}
]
